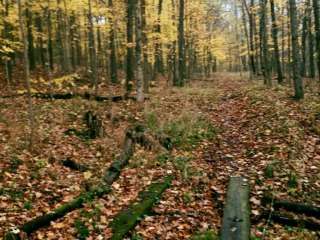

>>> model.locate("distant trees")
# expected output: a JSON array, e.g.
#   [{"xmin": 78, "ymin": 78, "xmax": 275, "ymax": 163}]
[
  {"xmin": 238, "ymin": 0, "xmax": 320, "ymax": 98},
  {"xmin": 1, "ymin": 0, "xmax": 320, "ymax": 102}
]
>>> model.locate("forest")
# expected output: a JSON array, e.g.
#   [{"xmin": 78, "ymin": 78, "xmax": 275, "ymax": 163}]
[{"xmin": 0, "ymin": 0, "xmax": 320, "ymax": 239}]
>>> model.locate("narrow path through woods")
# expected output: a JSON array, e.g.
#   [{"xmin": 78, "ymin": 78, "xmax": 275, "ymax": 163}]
[{"xmin": 1, "ymin": 74, "xmax": 319, "ymax": 240}]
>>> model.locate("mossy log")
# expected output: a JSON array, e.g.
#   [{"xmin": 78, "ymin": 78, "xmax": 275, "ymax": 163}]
[
  {"xmin": 260, "ymin": 211, "xmax": 320, "ymax": 231},
  {"xmin": 4, "ymin": 126, "xmax": 143, "ymax": 240},
  {"xmin": 1, "ymin": 92, "xmax": 138, "ymax": 102},
  {"xmin": 109, "ymin": 176, "xmax": 172, "ymax": 240},
  {"xmin": 4, "ymin": 186, "xmax": 110, "ymax": 240},
  {"xmin": 221, "ymin": 177, "xmax": 250, "ymax": 240},
  {"xmin": 61, "ymin": 158, "xmax": 89, "ymax": 172},
  {"xmin": 262, "ymin": 195, "xmax": 320, "ymax": 218}
]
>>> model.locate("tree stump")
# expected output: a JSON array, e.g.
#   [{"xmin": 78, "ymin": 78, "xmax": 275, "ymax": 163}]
[{"xmin": 84, "ymin": 111, "xmax": 104, "ymax": 139}]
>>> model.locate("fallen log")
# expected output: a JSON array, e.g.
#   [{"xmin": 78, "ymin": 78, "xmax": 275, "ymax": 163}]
[
  {"xmin": 109, "ymin": 176, "xmax": 172, "ymax": 240},
  {"xmin": 221, "ymin": 176, "xmax": 250, "ymax": 240},
  {"xmin": 4, "ymin": 185, "xmax": 110, "ymax": 240},
  {"xmin": 260, "ymin": 211, "xmax": 320, "ymax": 231},
  {"xmin": 0, "ymin": 92, "xmax": 138, "ymax": 102},
  {"xmin": 262, "ymin": 195, "xmax": 320, "ymax": 218},
  {"xmin": 4, "ymin": 125, "xmax": 143, "ymax": 240},
  {"xmin": 61, "ymin": 158, "xmax": 89, "ymax": 172}
]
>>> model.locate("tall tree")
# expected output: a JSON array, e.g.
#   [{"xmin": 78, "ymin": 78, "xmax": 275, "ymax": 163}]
[
  {"xmin": 259, "ymin": 0, "xmax": 271, "ymax": 86},
  {"xmin": 141, "ymin": 0, "xmax": 149, "ymax": 92},
  {"xmin": 126, "ymin": 0, "xmax": 135, "ymax": 94},
  {"xmin": 108, "ymin": 0, "xmax": 118, "ymax": 83},
  {"xmin": 301, "ymin": 6, "xmax": 308, "ymax": 77},
  {"xmin": 17, "ymin": 0, "xmax": 35, "ymax": 147},
  {"xmin": 176, "ymin": 0, "xmax": 186, "ymax": 87},
  {"xmin": 308, "ymin": 0, "xmax": 315, "ymax": 78},
  {"xmin": 26, "ymin": 6, "xmax": 35, "ymax": 70},
  {"xmin": 289, "ymin": 0, "xmax": 303, "ymax": 99},
  {"xmin": 312, "ymin": 0, "xmax": 320, "ymax": 80},
  {"xmin": 270, "ymin": 0, "xmax": 283, "ymax": 83},
  {"xmin": 154, "ymin": 0, "xmax": 164, "ymax": 79},
  {"xmin": 88, "ymin": 0, "xmax": 98, "ymax": 96},
  {"xmin": 135, "ymin": 0, "xmax": 144, "ymax": 102}
]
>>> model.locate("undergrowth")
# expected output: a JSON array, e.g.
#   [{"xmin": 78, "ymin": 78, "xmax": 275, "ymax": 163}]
[{"xmin": 145, "ymin": 111, "xmax": 216, "ymax": 150}]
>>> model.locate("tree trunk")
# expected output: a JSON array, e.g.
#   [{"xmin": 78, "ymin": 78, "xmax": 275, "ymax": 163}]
[
  {"xmin": 56, "ymin": 0, "xmax": 65, "ymax": 72},
  {"xmin": 141, "ymin": 0, "xmax": 149, "ymax": 92},
  {"xmin": 18, "ymin": 0, "xmax": 35, "ymax": 148},
  {"xmin": 301, "ymin": 7, "xmax": 308, "ymax": 77},
  {"xmin": 308, "ymin": 0, "xmax": 316, "ymax": 78},
  {"xmin": 135, "ymin": 0, "xmax": 144, "ymax": 102},
  {"xmin": 108, "ymin": 0, "xmax": 118, "ymax": 84},
  {"xmin": 289, "ymin": 0, "xmax": 304, "ymax": 99},
  {"xmin": 270, "ymin": 0, "xmax": 283, "ymax": 83},
  {"xmin": 88, "ymin": 0, "xmax": 98, "ymax": 96},
  {"xmin": 153, "ymin": 0, "xmax": 164, "ymax": 80},
  {"xmin": 46, "ymin": 4, "xmax": 54, "ymax": 71},
  {"xmin": 26, "ymin": 7, "xmax": 35, "ymax": 71},
  {"xmin": 312, "ymin": 0, "xmax": 320, "ymax": 81},
  {"xmin": 126, "ymin": 0, "xmax": 135, "ymax": 94},
  {"xmin": 62, "ymin": 0, "xmax": 71, "ymax": 72},
  {"xmin": 177, "ymin": 0, "xmax": 186, "ymax": 87},
  {"xmin": 260, "ymin": 0, "xmax": 271, "ymax": 86}
]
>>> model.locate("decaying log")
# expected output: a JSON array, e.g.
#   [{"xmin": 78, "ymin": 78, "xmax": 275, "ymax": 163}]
[
  {"xmin": 4, "ymin": 125, "xmax": 143, "ymax": 240},
  {"xmin": 61, "ymin": 158, "xmax": 89, "ymax": 172},
  {"xmin": 109, "ymin": 176, "xmax": 172, "ymax": 240},
  {"xmin": 4, "ymin": 186, "xmax": 110, "ymax": 240},
  {"xmin": 260, "ymin": 211, "xmax": 320, "ymax": 231},
  {"xmin": 221, "ymin": 176, "xmax": 250, "ymax": 240},
  {"xmin": 0, "ymin": 92, "xmax": 139, "ymax": 102},
  {"xmin": 262, "ymin": 195, "xmax": 320, "ymax": 218}
]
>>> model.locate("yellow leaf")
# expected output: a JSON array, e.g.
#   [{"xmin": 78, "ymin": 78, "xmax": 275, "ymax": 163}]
[{"xmin": 84, "ymin": 171, "xmax": 92, "ymax": 179}]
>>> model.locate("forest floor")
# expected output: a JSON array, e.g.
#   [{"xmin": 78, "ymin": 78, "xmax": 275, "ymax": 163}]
[{"xmin": 0, "ymin": 73, "xmax": 320, "ymax": 239}]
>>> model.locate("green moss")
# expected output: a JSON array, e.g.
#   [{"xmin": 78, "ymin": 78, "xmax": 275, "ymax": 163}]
[
  {"xmin": 264, "ymin": 164, "xmax": 274, "ymax": 179},
  {"xmin": 191, "ymin": 230, "xmax": 218, "ymax": 240},
  {"xmin": 74, "ymin": 219, "xmax": 89, "ymax": 240},
  {"xmin": 110, "ymin": 176, "xmax": 172, "ymax": 240},
  {"xmin": 288, "ymin": 172, "xmax": 298, "ymax": 188}
]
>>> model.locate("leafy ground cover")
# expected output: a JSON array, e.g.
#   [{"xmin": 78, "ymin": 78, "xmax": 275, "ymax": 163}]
[{"xmin": 1, "ymin": 73, "xmax": 319, "ymax": 239}]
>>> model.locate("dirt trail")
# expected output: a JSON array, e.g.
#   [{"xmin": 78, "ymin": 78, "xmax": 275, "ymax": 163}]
[{"xmin": 200, "ymin": 75, "xmax": 320, "ymax": 239}]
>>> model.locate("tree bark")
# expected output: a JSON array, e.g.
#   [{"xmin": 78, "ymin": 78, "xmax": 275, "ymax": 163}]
[
  {"xmin": 260, "ymin": 0, "xmax": 272, "ymax": 86},
  {"xmin": 88, "ymin": 0, "xmax": 98, "ymax": 96},
  {"xmin": 126, "ymin": 0, "xmax": 135, "ymax": 94},
  {"xmin": 270, "ymin": 0, "xmax": 284, "ymax": 83},
  {"xmin": 108, "ymin": 0, "xmax": 118, "ymax": 83},
  {"xmin": 289, "ymin": 0, "xmax": 304, "ymax": 99},
  {"xmin": 18, "ymin": 0, "xmax": 35, "ymax": 148},
  {"xmin": 312, "ymin": 0, "xmax": 320, "ymax": 81},
  {"xmin": 135, "ymin": 0, "xmax": 144, "ymax": 102},
  {"xmin": 177, "ymin": 0, "xmax": 186, "ymax": 87}
]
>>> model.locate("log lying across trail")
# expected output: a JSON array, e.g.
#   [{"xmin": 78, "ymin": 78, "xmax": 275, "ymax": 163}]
[
  {"xmin": 4, "ymin": 125, "xmax": 142, "ymax": 240},
  {"xmin": 262, "ymin": 195, "xmax": 320, "ymax": 218},
  {"xmin": 259, "ymin": 211, "xmax": 320, "ymax": 231},
  {"xmin": 1, "ymin": 92, "xmax": 139, "ymax": 102},
  {"xmin": 110, "ymin": 176, "xmax": 172, "ymax": 240},
  {"xmin": 221, "ymin": 176, "xmax": 250, "ymax": 240},
  {"xmin": 61, "ymin": 158, "xmax": 89, "ymax": 172}
]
